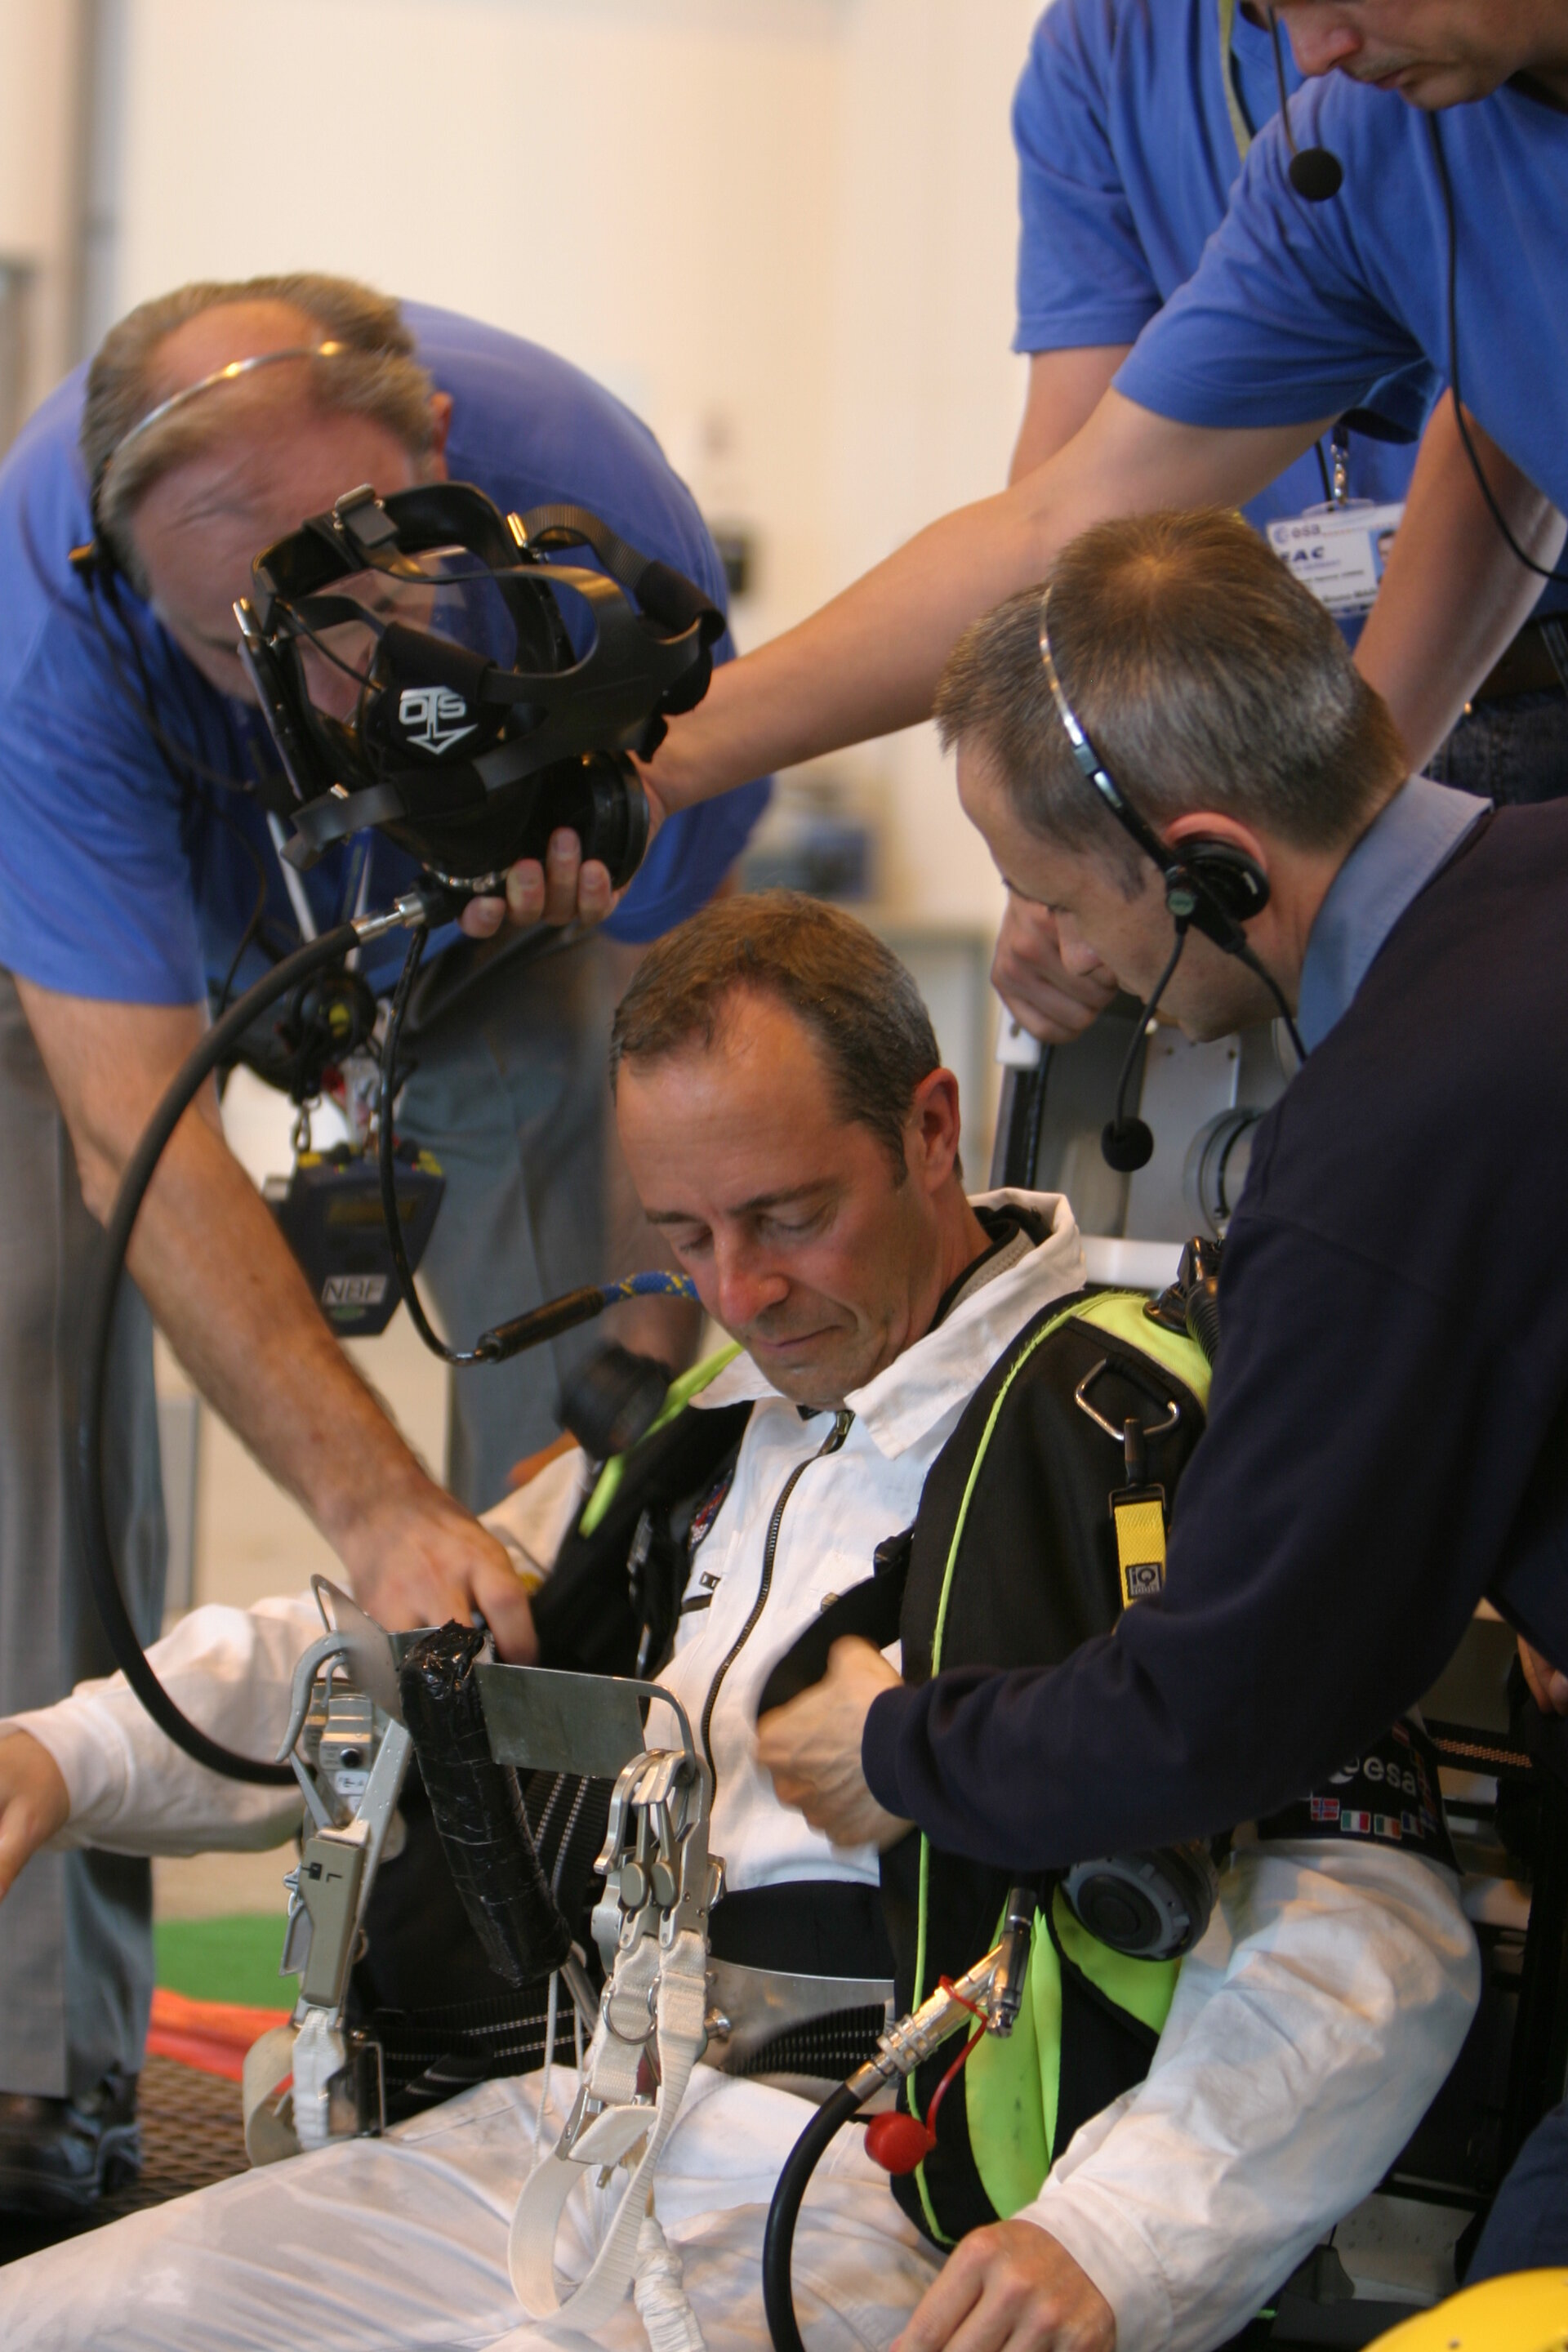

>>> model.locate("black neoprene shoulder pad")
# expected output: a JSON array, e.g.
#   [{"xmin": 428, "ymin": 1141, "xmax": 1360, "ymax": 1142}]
[{"xmin": 531, "ymin": 1401, "xmax": 752, "ymax": 1677}]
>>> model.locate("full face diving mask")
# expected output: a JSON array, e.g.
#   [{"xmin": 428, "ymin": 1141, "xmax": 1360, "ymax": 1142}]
[{"xmin": 234, "ymin": 482, "xmax": 725, "ymax": 889}]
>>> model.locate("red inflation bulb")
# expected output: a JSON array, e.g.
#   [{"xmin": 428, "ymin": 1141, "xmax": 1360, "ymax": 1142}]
[{"xmin": 864, "ymin": 2111, "xmax": 938, "ymax": 2175}]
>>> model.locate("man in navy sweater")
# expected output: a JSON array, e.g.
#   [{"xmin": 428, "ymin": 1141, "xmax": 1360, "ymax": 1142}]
[{"xmin": 758, "ymin": 504, "xmax": 1568, "ymax": 2317}]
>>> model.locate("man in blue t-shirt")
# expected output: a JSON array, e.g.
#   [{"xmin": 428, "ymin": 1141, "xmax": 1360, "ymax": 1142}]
[
  {"xmin": 1010, "ymin": 0, "xmax": 1419, "ymax": 552},
  {"xmin": 644, "ymin": 5, "xmax": 1568, "ymax": 843},
  {"xmin": 0, "ymin": 273, "xmax": 765, "ymax": 2207},
  {"xmin": 993, "ymin": 0, "xmax": 1568, "ymax": 1042}
]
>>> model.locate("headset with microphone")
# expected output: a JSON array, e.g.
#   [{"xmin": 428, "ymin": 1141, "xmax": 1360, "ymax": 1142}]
[
  {"xmin": 1036, "ymin": 588, "xmax": 1306, "ymax": 1174},
  {"xmin": 1255, "ymin": 20, "xmax": 1567, "ymax": 604},
  {"xmin": 1263, "ymin": 7, "xmax": 1344, "ymax": 204}
]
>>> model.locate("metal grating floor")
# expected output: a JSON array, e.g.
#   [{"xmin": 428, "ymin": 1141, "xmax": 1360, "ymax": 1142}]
[{"xmin": 0, "ymin": 2057, "xmax": 249, "ymax": 2267}]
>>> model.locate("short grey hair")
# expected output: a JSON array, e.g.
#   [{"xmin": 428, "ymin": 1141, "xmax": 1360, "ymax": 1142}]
[
  {"xmin": 933, "ymin": 507, "xmax": 1407, "ymax": 893},
  {"xmin": 82, "ymin": 274, "xmax": 439, "ymax": 590}
]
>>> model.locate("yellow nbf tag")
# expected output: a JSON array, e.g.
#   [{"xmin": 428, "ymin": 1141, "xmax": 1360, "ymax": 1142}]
[{"xmin": 1111, "ymin": 1487, "xmax": 1167, "ymax": 1608}]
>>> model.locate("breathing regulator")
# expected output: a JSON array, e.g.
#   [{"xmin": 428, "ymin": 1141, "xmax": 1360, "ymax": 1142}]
[
  {"xmin": 224, "ymin": 481, "xmax": 724, "ymax": 1338},
  {"xmin": 234, "ymin": 480, "xmax": 721, "ymax": 892}
]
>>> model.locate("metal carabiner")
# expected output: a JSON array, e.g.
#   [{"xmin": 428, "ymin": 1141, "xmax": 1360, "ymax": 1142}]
[{"xmin": 1072, "ymin": 1359, "xmax": 1181, "ymax": 1448}]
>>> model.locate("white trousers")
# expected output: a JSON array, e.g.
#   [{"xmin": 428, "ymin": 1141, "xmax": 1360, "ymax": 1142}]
[{"xmin": 0, "ymin": 2067, "xmax": 942, "ymax": 2352}]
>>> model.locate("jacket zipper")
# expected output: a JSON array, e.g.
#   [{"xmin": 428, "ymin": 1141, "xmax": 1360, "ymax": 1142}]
[{"xmin": 698, "ymin": 1407, "xmax": 853, "ymax": 1793}]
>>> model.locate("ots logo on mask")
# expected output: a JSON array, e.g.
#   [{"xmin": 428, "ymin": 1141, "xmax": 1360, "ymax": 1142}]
[{"xmin": 398, "ymin": 685, "xmax": 476, "ymax": 756}]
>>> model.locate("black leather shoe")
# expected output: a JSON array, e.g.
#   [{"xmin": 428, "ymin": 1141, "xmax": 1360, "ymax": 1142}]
[{"xmin": 0, "ymin": 2068, "xmax": 140, "ymax": 2218}]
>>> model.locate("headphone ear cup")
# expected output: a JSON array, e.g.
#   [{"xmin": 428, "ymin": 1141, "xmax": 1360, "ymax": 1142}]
[{"xmin": 1179, "ymin": 840, "xmax": 1270, "ymax": 948}]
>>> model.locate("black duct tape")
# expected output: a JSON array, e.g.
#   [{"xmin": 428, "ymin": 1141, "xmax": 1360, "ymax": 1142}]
[{"xmin": 399, "ymin": 1623, "xmax": 573, "ymax": 1986}]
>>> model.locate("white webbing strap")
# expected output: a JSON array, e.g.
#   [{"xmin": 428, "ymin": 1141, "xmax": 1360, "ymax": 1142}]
[
  {"xmin": 509, "ymin": 1926, "xmax": 710, "ymax": 2332},
  {"xmin": 242, "ymin": 2021, "xmax": 301, "ymax": 2167},
  {"xmin": 635, "ymin": 2210, "xmax": 707, "ymax": 2352}
]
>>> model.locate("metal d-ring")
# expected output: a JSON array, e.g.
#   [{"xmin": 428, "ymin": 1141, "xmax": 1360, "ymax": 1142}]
[
  {"xmin": 604, "ymin": 1973, "xmax": 660, "ymax": 2047},
  {"xmin": 1072, "ymin": 1360, "xmax": 1181, "ymax": 1446}
]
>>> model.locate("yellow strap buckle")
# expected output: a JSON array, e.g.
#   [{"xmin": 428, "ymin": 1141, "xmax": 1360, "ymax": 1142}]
[{"xmin": 1111, "ymin": 1487, "xmax": 1167, "ymax": 1609}]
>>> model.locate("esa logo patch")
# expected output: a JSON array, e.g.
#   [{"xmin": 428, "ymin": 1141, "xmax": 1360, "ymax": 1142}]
[
  {"xmin": 398, "ymin": 684, "xmax": 476, "ymax": 755},
  {"xmin": 1257, "ymin": 1715, "xmax": 1456, "ymax": 1869}
]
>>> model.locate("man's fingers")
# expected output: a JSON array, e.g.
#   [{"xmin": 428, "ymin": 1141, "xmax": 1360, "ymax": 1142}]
[
  {"xmin": 469, "ymin": 1562, "xmax": 540, "ymax": 1664},
  {"xmin": 996, "ymin": 981, "xmax": 1105, "ymax": 1046},
  {"xmin": 576, "ymin": 857, "xmax": 613, "ymax": 920},
  {"xmin": 541, "ymin": 827, "xmax": 582, "ymax": 924},
  {"xmin": 991, "ymin": 898, "xmax": 1118, "ymax": 1045},
  {"xmin": 504, "ymin": 859, "xmax": 548, "ymax": 924},
  {"xmin": 1521, "ymin": 1637, "xmax": 1568, "ymax": 1716},
  {"xmin": 459, "ymin": 893, "xmax": 506, "ymax": 939},
  {"xmin": 764, "ymin": 1770, "xmax": 799, "ymax": 1805},
  {"xmin": 897, "ymin": 2226, "xmax": 1112, "ymax": 2352},
  {"xmin": 753, "ymin": 1712, "xmax": 794, "ymax": 1771},
  {"xmin": 0, "ymin": 1736, "xmax": 71, "ymax": 1902},
  {"xmin": 0, "ymin": 1811, "xmax": 36, "ymax": 1903},
  {"xmin": 478, "ymin": 839, "xmax": 617, "ymax": 931},
  {"xmin": 902, "ymin": 2269, "xmax": 1062, "ymax": 2352},
  {"xmin": 895, "ymin": 2244, "xmax": 988, "ymax": 2352},
  {"xmin": 764, "ymin": 1771, "xmax": 827, "ymax": 1824}
]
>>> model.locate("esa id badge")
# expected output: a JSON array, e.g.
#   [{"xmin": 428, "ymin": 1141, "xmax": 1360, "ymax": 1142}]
[{"xmin": 1267, "ymin": 500, "xmax": 1405, "ymax": 617}]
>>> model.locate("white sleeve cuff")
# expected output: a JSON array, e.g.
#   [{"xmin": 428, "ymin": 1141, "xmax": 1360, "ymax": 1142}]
[
  {"xmin": 1017, "ymin": 2169, "xmax": 1174, "ymax": 2352},
  {"xmin": 0, "ymin": 1592, "xmax": 319, "ymax": 1856},
  {"xmin": 1, "ymin": 1702, "xmax": 129, "ymax": 1842}
]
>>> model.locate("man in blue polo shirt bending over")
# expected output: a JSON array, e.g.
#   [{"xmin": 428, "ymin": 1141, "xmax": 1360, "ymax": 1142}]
[
  {"xmin": 0, "ymin": 274, "xmax": 766, "ymax": 2213},
  {"xmin": 992, "ymin": 0, "xmax": 1568, "ymax": 1044}
]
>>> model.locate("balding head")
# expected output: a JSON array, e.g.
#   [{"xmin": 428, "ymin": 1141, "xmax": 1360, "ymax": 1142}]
[{"xmin": 82, "ymin": 274, "xmax": 448, "ymax": 696}]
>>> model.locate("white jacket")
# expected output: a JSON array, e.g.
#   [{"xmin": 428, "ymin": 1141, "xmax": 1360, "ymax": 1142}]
[{"xmin": 2, "ymin": 1189, "xmax": 1479, "ymax": 2352}]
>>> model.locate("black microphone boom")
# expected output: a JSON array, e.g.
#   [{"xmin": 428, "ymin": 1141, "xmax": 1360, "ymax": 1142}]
[
  {"xmin": 1100, "ymin": 929, "xmax": 1188, "ymax": 1174},
  {"xmin": 1266, "ymin": 8, "xmax": 1343, "ymax": 203},
  {"xmin": 1288, "ymin": 145, "xmax": 1343, "ymax": 203},
  {"xmin": 1102, "ymin": 1112, "xmax": 1155, "ymax": 1175}
]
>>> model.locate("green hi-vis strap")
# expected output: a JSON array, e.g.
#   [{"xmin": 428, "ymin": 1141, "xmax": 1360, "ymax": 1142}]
[
  {"xmin": 1216, "ymin": 0, "xmax": 1254, "ymax": 167},
  {"xmin": 908, "ymin": 1290, "xmax": 1207, "ymax": 2243},
  {"xmin": 577, "ymin": 1342, "xmax": 743, "ymax": 1538},
  {"xmin": 1069, "ymin": 1290, "xmax": 1212, "ymax": 1414},
  {"xmin": 963, "ymin": 1890, "xmax": 1178, "ymax": 2232}
]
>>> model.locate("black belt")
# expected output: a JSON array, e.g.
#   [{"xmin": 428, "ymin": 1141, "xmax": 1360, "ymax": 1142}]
[
  {"xmin": 739, "ymin": 2005, "xmax": 889, "ymax": 2081},
  {"xmin": 1473, "ymin": 616, "xmax": 1568, "ymax": 703},
  {"xmin": 707, "ymin": 1880, "xmax": 896, "ymax": 1979},
  {"xmin": 368, "ymin": 1984, "xmax": 578, "ymax": 2119}
]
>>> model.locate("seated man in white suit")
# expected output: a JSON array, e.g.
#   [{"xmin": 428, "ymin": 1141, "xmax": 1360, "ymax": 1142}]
[{"xmin": 0, "ymin": 897, "xmax": 1477, "ymax": 2352}]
